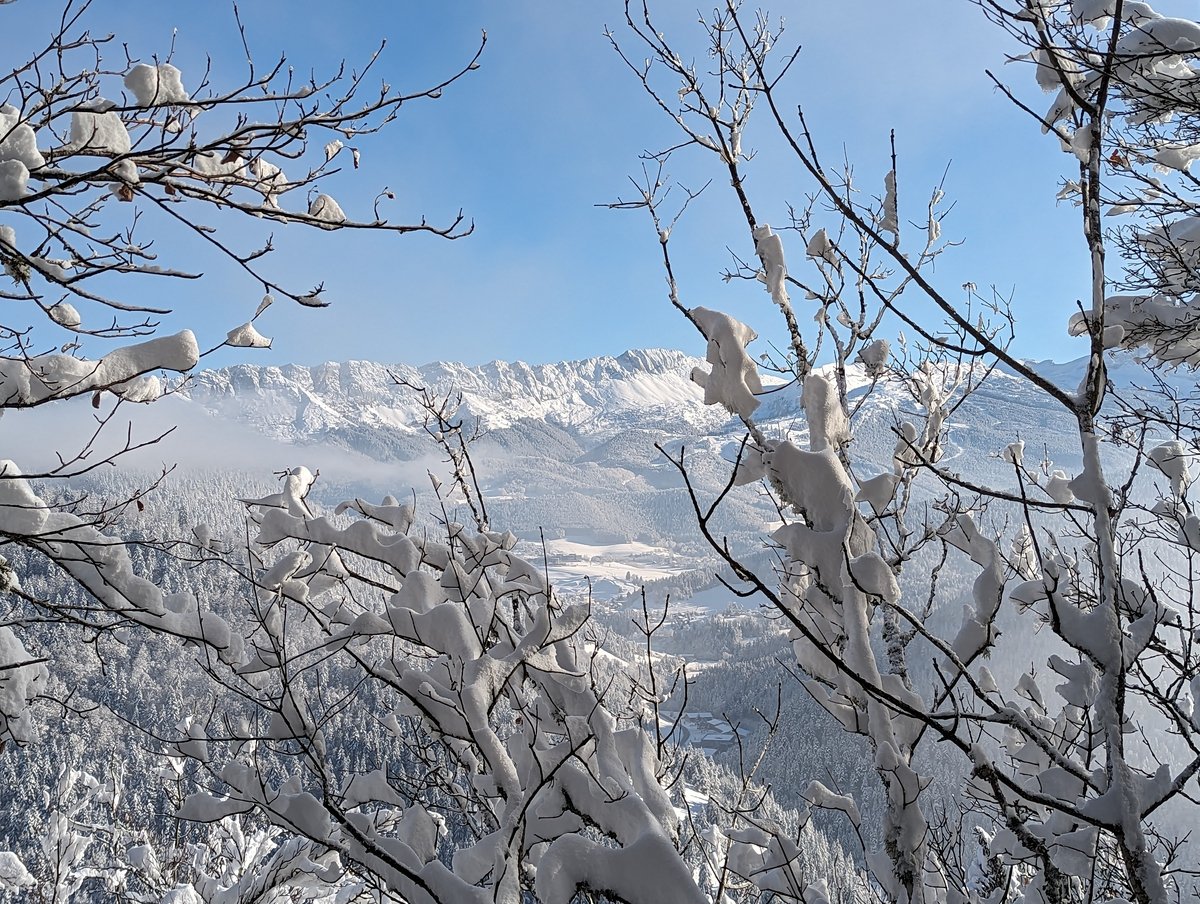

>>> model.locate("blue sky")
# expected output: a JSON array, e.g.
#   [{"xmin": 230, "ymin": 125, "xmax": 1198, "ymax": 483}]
[{"xmin": 4, "ymin": 1, "xmax": 1143, "ymax": 368}]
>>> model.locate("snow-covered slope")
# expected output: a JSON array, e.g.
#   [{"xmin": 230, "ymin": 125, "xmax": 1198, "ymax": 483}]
[
  {"xmin": 165, "ymin": 348, "xmax": 1162, "ymax": 600},
  {"xmin": 175, "ymin": 348, "xmax": 1137, "ymax": 514},
  {"xmin": 184, "ymin": 348, "xmax": 1153, "ymax": 459},
  {"xmin": 182, "ymin": 348, "xmax": 730, "ymax": 443},
  {"xmin": 169, "ymin": 349, "xmax": 775, "ymax": 596}
]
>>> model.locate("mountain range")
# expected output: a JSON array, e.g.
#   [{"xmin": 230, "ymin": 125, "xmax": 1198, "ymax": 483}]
[
  {"xmin": 181, "ymin": 349, "xmax": 728, "ymax": 444},
  {"xmin": 152, "ymin": 347, "xmax": 1156, "ymax": 604}
]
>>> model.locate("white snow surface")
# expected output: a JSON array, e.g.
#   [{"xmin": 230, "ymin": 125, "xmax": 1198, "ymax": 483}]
[
  {"xmin": 181, "ymin": 349, "xmax": 738, "ymax": 440},
  {"xmin": 1120, "ymin": 15, "xmax": 1200, "ymax": 54},
  {"xmin": 191, "ymin": 151, "xmax": 243, "ymax": 179},
  {"xmin": 68, "ymin": 102, "xmax": 132, "ymax": 155},
  {"xmin": 1069, "ymin": 294, "xmax": 1200, "ymax": 365},
  {"xmin": 0, "ymin": 105, "xmax": 44, "ymax": 173},
  {"xmin": 806, "ymin": 228, "xmax": 837, "ymax": 264},
  {"xmin": 690, "ymin": 307, "xmax": 763, "ymax": 418},
  {"xmin": 226, "ymin": 322, "xmax": 272, "ymax": 349},
  {"xmin": 880, "ymin": 170, "xmax": 899, "ymax": 236},
  {"xmin": 0, "ymin": 330, "xmax": 198, "ymax": 405},
  {"xmin": 0, "ymin": 160, "xmax": 29, "ymax": 201},
  {"xmin": 48, "ymin": 302, "xmax": 81, "ymax": 328},
  {"xmin": 0, "ymin": 851, "xmax": 34, "ymax": 890},
  {"xmin": 752, "ymin": 224, "xmax": 791, "ymax": 311},
  {"xmin": 308, "ymin": 193, "xmax": 346, "ymax": 226},
  {"xmin": 124, "ymin": 63, "xmax": 189, "ymax": 106},
  {"xmin": 249, "ymin": 157, "xmax": 287, "ymax": 206},
  {"xmin": 1154, "ymin": 142, "xmax": 1200, "ymax": 171},
  {"xmin": 0, "ymin": 624, "xmax": 47, "ymax": 746}
]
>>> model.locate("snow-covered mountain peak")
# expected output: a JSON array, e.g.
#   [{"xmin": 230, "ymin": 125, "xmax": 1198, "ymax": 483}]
[
  {"xmin": 181, "ymin": 348, "xmax": 729, "ymax": 444},
  {"xmin": 178, "ymin": 348, "xmax": 1166, "ymax": 481}
]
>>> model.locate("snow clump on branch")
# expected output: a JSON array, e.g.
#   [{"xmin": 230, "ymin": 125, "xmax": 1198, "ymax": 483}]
[
  {"xmin": 752, "ymin": 224, "xmax": 790, "ymax": 310},
  {"xmin": 307, "ymin": 193, "xmax": 346, "ymax": 227},
  {"xmin": 0, "ymin": 161, "xmax": 29, "ymax": 201},
  {"xmin": 0, "ymin": 626, "xmax": 49, "ymax": 748},
  {"xmin": 124, "ymin": 63, "xmax": 189, "ymax": 106},
  {"xmin": 226, "ymin": 322, "xmax": 272, "ymax": 349},
  {"xmin": 0, "ymin": 104, "xmax": 45, "ymax": 172},
  {"xmin": 67, "ymin": 101, "xmax": 132, "ymax": 156},
  {"xmin": 689, "ymin": 306, "xmax": 762, "ymax": 418},
  {"xmin": 0, "ymin": 330, "xmax": 198, "ymax": 406}
]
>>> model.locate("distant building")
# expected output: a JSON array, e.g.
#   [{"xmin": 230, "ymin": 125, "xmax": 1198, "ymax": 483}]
[{"xmin": 657, "ymin": 710, "xmax": 751, "ymax": 756}]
